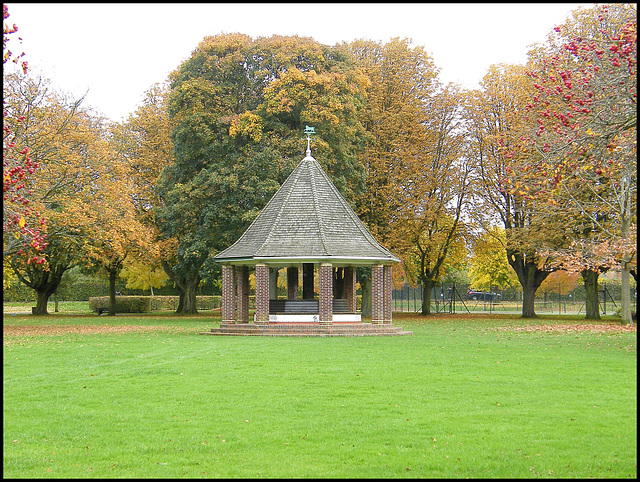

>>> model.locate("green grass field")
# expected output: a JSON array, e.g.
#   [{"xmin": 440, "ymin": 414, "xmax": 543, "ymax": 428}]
[{"xmin": 3, "ymin": 310, "xmax": 636, "ymax": 478}]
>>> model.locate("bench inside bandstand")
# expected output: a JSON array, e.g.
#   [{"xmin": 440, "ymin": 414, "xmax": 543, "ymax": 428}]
[{"xmin": 267, "ymin": 299, "xmax": 360, "ymax": 323}]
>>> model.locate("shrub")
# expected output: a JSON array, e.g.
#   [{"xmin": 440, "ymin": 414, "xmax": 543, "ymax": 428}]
[
  {"xmin": 149, "ymin": 296, "xmax": 221, "ymax": 311},
  {"xmin": 88, "ymin": 296, "xmax": 151, "ymax": 314}
]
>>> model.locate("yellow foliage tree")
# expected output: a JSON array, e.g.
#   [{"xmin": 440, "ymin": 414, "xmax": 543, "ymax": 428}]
[{"xmin": 469, "ymin": 226, "xmax": 519, "ymax": 291}]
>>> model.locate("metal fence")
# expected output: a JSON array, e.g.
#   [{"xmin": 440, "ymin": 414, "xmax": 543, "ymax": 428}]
[{"xmin": 392, "ymin": 282, "xmax": 637, "ymax": 315}]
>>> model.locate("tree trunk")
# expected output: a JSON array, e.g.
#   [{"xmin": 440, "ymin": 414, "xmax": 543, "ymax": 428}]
[
  {"xmin": 360, "ymin": 275, "xmax": 371, "ymax": 317},
  {"xmin": 176, "ymin": 288, "xmax": 185, "ymax": 313},
  {"xmin": 581, "ymin": 269, "xmax": 600, "ymax": 320},
  {"xmin": 108, "ymin": 268, "xmax": 117, "ymax": 316},
  {"xmin": 175, "ymin": 274, "xmax": 200, "ymax": 314},
  {"xmin": 160, "ymin": 260, "xmax": 198, "ymax": 315},
  {"xmin": 521, "ymin": 282, "xmax": 539, "ymax": 319},
  {"xmin": 33, "ymin": 287, "xmax": 56, "ymax": 315},
  {"xmin": 620, "ymin": 261, "xmax": 632, "ymax": 324},
  {"xmin": 421, "ymin": 280, "xmax": 435, "ymax": 315},
  {"xmin": 29, "ymin": 267, "xmax": 68, "ymax": 315},
  {"xmin": 506, "ymin": 249, "xmax": 551, "ymax": 319}
]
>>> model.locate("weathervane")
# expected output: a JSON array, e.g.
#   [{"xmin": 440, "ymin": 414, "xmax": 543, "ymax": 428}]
[{"xmin": 304, "ymin": 125, "xmax": 315, "ymax": 156}]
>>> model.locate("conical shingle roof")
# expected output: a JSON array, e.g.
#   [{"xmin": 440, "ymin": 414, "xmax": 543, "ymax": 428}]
[{"xmin": 214, "ymin": 152, "xmax": 399, "ymax": 266}]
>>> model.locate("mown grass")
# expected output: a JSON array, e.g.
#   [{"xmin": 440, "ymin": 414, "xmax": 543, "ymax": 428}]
[{"xmin": 3, "ymin": 311, "xmax": 636, "ymax": 478}]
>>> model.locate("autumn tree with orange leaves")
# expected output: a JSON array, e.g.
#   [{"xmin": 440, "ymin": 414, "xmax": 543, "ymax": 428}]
[
  {"xmin": 110, "ymin": 83, "xmax": 175, "ymax": 300},
  {"xmin": 465, "ymin": 64, "xmax": 564, "ymax": 318},
  {"xmin": 3, "ymin": 72, "xmax": 146, "ymax": 315},
  {"xmin": 348, "ymin": 38, "xmax": 470, "ymax": 315},
  {"xmin": 79, "ymin": 158, "xmax": 154, "ymax": 316}
]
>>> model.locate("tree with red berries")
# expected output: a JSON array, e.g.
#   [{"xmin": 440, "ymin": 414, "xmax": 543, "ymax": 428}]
[
  {"xmin": 510, "ymin": 4, "xmax": 637, "ymax": 323},
  {"xmin": 3, "ymin": 5, "xmax": 46, "ymax": 264}
]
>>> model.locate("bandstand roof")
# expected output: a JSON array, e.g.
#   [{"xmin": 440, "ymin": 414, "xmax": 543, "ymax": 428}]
[{"xmin": 214, "ymin": 147, "xmax": 400, "ymax": 267}]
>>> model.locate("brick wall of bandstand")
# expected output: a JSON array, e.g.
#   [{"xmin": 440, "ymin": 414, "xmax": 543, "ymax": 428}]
[{"xmin": 220, "ymin": 263, "xmax": 393, "ymax": 324}]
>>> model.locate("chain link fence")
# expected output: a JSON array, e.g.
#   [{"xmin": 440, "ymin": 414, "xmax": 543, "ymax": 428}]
[{"xmin": 392, "ymin": 281, "xmax": 637, "ymax": 315}]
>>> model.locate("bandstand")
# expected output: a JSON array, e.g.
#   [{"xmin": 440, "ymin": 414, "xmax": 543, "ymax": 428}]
[{"xmin": 203, "ymin": 130, "xmax": 411, "ymax": 336}]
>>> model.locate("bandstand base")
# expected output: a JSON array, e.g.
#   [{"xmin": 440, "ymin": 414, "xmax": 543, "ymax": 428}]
[{"xmin": 200, "ymin": 322, "xmax": 412, "ymax": 337}]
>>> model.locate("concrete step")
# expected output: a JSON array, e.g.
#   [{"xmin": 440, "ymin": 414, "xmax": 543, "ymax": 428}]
[{"xmin": 201, "ymin": 322, "xmax": 413, "ymax": 337}]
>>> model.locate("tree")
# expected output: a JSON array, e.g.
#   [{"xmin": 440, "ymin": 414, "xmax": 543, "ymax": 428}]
[
  {"xmin": 347, "ymin": 39, "xmax": 470, "ymax": 315},
  {"xmin": 111, "ymin": 83, "xmax": 177, "ymax": 305},
  {"xmin": 160, "ymin": 34, "xmax": 369, "ymax": 313},
  {"xmin": 469, "ymin": 226, "xmax": 519, "ymax": 291},
  {"xmin": 4, "ymin": 73, "xmax": 118, "ymax": 314},
  {"xmin": 539, "ymin": 269, "xmax": 580, "ymax": 302},
  {"xmin": 80, "ymin": 152, "xmax": 154, "ymax": 315},
  {"xmin": 119, "ymin": 257, "xmax": 170, "ymax": 296},
  {"xmin": 348, "ymin": 38, "xmax": 438, "ymax": 245},
  {"xmin": 510, "ymin": 4, "xmax": 637, "ymax": 323},
  {"xmin": 465, "ymin": 64, "xmax": 562, "ymax": 318},
  {"xmin": 3, "ymin": 5, "xmax": 46, "ymax": 264},
  {"xmin": 397, "ymin": 85, "xmax": 470, "ymax": 315}
]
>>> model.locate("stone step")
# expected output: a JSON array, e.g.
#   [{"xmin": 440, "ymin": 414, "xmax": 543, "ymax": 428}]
[{"xmin": 201, "ymin": 322, "xmax": 412, "ymax": 337}]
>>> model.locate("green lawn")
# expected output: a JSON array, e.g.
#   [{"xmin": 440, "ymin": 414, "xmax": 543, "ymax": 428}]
[{"xmin": 3, "ymin": 311, "xmax": 636, "ymax": 478}]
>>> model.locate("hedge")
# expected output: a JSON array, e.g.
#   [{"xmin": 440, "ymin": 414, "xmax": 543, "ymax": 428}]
[
  {"xmin": 88, "ymin": 295, "xmax": 222, "ymax": 313},
  {"xmin": 88, "ymin": 296, "xmax": 152, "ymax": 314},
  {"xmin": 149, "ymin": 296, "xmax": 221, "ymax": 312}
]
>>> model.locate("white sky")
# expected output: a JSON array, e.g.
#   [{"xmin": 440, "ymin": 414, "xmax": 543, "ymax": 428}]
[{"xmin": 5, "ymin": 2, "xmax": 595, "ymax": 123}]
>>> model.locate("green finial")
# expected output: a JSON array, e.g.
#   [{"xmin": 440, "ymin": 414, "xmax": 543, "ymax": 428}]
[{"xmin": 304, "ymin": 126, "xmax": 315, "ymax": 157}]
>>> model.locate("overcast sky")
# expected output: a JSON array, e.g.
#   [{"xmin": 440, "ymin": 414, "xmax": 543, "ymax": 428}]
[{"xmin": 5, "ymin": 3, "xmax": 595, "ymax": 122}]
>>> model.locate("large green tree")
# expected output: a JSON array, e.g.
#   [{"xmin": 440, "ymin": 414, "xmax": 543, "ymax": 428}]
[{"xmin": 158, "ymin": 34, "xmax": 369, "ymax": 313}]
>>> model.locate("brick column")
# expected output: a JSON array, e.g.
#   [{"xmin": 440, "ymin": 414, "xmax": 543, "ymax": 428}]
[
  {"xmin": 371, "ymin": 264, "xmax": 384, "ymax": 324},
  {"xmin": 343, "ymin": 266, "xmax": 356, "ymax": 312},
  {"xmin": 254, "ymin": 264, "xmax": 270, "ymax": 324},
  {"xmin": 236, "ymin": 265, "xmax": 250, "ymax": 323},
  {"xmin": 221, "ymin": 264, "xmax": 236, "ymax": 323},
  {"xmin": 287, "ymin": 267, "xmax": 299, "ymax": 300},
  {"xmin": 319, "ymin": 263, "xmax": 333, "ymax": 324},
  {"xmin": 384, "ymin": 264, "xmax": 393, "ymax": 323}
]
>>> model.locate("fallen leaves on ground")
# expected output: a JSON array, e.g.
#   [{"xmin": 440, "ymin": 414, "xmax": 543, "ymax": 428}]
[
  {"xmin": 493, "ymin": 323, "xmax": 636, "ymax": 334},
  {"xmin": 3, "ymin": 324, "xmax": 190, "ymax": 337}
]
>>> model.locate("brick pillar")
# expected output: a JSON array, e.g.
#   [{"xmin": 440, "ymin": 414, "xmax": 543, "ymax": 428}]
[
  {"xmin": 254, "ymin": 264, "xmax": 270, "ymax": 324},
  {"xmin": 343, "ymin": 266, "xmax": 356, "ymax": 313},
  {"xmin": 221, "ymin": 264, "xmax": 236, "ymax": 323},
  {"xmin": 371, "ymin": 264, "xmax": 384, "ymax": 324},
  {"xmin": 319, "ymin": 263, "xmax": 333, "ymax": 324},
  {"xmin": 302, "ymin": 263, "xmax": 315, "ymax": 300},
  {"xmin": 384, "ymin": 264, "xmax": 393, "ymax": 323},
  {"xmin": 287, "ymin": 267, "xmax": 299, "ymax": 300},
  {"xmin": 236, "ymin": 265, "xmax": 250, "ymax": 323}
]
